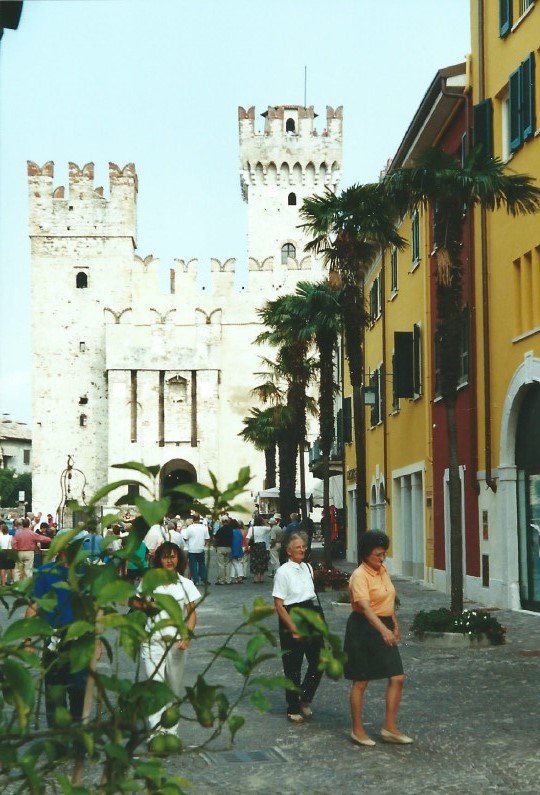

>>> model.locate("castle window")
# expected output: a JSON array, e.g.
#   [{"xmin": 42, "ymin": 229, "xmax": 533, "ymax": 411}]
[
  {"xmin": 281, "ymin": 243, "xmax": 296, "ymax": 264},
  {"xmin": 79, "ymin": 395, "xmax": 88, "ymax": 405},
  {"xmin": 286, "ymin": 118, "xmax": 296, "ymax": 133},
  {"xmin": 76, "ymin": 271, "xmax": 88, "ymax": 289},
  {"xmin": 288, "ymin": 192, "xmax": 297, "ymax": 206},
  {"xmin": 79, "ymin": 341, "xmax": 86, "ymax": 352},
  {"xmin": 23, "ymin": 449, "xmax": 30, "ymax": 465},
  {"xmin": 79, "ymin": 414, "xmax": 87, "ymax": 428}
]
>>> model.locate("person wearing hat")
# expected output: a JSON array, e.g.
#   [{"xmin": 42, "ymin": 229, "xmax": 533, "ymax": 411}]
[{"xmin": 269, "ymin": 516, "xmax": 283, "ymax": 576}]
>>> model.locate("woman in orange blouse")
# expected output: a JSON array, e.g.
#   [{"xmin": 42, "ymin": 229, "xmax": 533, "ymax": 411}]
[{"xmin": 344, "ymin": 531, "xmax": 412, "ymax": 747}]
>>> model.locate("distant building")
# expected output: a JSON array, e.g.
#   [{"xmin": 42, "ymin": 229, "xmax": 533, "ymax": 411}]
[
  {"xmin": 28, "ymin": 105, "xmax": 343, "ymax": 519},
  {"xmin": 0, "ymin": 417, "xmax": 32, "ymax": 473}
]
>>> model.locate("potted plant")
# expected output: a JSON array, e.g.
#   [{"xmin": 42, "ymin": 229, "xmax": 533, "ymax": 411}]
[
  {"xmin": 410, "ymin": 607, "xmax": 506, "ymax": 647},
  {"xmin": 330, "ymin": 591, "xmax": 351, "ymax": 613},
  {"xmin": 312, "ymin": 564, "xmax": 350, "ymax": 592}
]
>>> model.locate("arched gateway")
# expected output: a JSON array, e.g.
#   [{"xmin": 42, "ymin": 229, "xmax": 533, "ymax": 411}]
[{"xmin": 160, "ymin": 459, "xmax": 197, "ymax": 517}]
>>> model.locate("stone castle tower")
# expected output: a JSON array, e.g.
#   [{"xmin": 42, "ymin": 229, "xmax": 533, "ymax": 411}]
[{"xmin": 28, "ymin": 105, "xmax": 342, "ymax": 517}]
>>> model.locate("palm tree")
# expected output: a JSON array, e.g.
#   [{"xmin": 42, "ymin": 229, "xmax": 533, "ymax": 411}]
[
  {"xmin": 253, "ymin": 304, "xmax": 315, "ymax": 520},
  {"xmin": 239, "ymin": 407, "xmax": 279, "ymax": 489},
  {"xmin": 300, "ymin": 184, "xmax": 405, "ymax": 551},
  {"xmin": 384, "ymin": 146, "xmax": 540, "ymax": 612},
  {"xmin": 272, "ymin": 281, "xmax": 344, "ymax": 565}
]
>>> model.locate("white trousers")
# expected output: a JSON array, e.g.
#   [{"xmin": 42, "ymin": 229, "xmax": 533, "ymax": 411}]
[
  {"xmin": 141, "ymin": 640, "xmax": 187, "ymax": 735},
  {"xmin": 15, "ymin": 550, "xmax": 34, "ymax": 580}
]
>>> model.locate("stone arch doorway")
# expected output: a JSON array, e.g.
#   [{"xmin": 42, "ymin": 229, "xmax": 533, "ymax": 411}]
[
  {"xmin": 161, "ymin": 459, "xmax": 197, "ymax": 517},
  {"xmin": 516, "ymin": 383, "xmax": 540, "ymax": 611}
]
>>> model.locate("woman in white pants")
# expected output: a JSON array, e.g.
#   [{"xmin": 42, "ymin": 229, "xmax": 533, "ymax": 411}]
[{"xmin": 135, "ymin": 542, "xmax": 200, "ymax": 737}]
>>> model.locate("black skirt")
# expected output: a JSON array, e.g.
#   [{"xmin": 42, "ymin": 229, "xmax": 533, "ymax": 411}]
[
  {"xmin": 343, "ymin": 613, "xmax": 404, "ymax": 681},
  {"xmin": 249, "ymin": 542, "xmax": 269, "ymax": 574}
]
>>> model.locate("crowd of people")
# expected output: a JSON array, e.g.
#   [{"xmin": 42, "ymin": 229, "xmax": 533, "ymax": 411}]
[{"xmin": 2, "ymin": 505, "xmax": 412, "ymax": 747}]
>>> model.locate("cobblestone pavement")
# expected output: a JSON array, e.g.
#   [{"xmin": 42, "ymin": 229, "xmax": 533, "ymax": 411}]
[{"xmin": 3, "ymin": 551, "xmax": 540, "ymax": 794}]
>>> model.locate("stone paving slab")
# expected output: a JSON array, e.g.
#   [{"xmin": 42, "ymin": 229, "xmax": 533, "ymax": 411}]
[{"xmin": 2, "ymin": 553, "xmax": 540, "ymax": 793}]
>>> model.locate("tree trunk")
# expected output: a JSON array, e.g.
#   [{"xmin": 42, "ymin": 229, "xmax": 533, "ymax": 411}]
[
  {"xmin": 320, "ymin": 451, "xmax": 333, "ymax": 566},
  {"xmin": 264, "ymin": 445, "xmax": 276, "ymax": 489},
  {"xmin": 446, "ymin": 400, "xmax": 463, "ymax": 613},
  {"xmin": 278, "ymin": 435, "xmax": 297, "ymax": 520},
  {"xmin": 298, "ymin": 439, "xmax": 308, "ymax": 525}
]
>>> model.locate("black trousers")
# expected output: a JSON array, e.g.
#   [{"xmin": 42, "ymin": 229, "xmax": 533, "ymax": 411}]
[
  {"xmin": 279, "ymin": 602, "xmax": 324, "ymax": 714},
  {"xmin": 43, "ymin": 647, "xmax": 87, "ymax": 728}
]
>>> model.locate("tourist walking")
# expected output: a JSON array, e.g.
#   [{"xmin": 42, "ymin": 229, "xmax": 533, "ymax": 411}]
[
  {"xmin": 272, "ymin": 532, "xmax": 324, "ymax": 723},
  {"xmin": 182, "ymin": 513, "xmax": 210, "ymax": 586},
  {"xmin": 248, "ymin": 514, "xmax": 270, "ymax": 583},
  {"xmin": 12, "ymin": 518, "xmax": 51, "ymax": 580},
  {"xmin": 133, "ymin": 542, "xmax": 199, "ymax": 737},
  {"xmin": 344, "ymin": 530, "xmax": 412, "ymax": 747}
]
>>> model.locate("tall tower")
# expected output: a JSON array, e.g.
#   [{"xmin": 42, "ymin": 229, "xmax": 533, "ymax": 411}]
[{"xmin": 238, "ymin": 105, "xmax": 342, "ymax": 268}]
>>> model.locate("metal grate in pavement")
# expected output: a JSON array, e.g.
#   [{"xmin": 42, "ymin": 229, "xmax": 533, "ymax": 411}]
[{"xmin": 201, "ymin": 747, "xmax": 290, "ymax": 766}]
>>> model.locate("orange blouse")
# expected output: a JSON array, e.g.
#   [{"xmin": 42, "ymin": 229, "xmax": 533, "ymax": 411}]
[{"xmin": 349, "ymin": 562, "xmax": 396, "ymax": 616}]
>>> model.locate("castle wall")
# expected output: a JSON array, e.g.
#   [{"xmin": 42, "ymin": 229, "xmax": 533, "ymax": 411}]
[{"xmin": 29, "ymin": 104, "xmax": 342, "ymax": 515}]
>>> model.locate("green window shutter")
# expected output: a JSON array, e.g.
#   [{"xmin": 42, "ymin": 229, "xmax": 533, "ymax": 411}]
[
  {"xmin": 473, "ymin": 99, "xmax": 493, "ymax": 157},
  {"xmin": 413, "ymin": 323, "xmax": 422, "ymax": 396},
  {"xmin": 335, "ymin": 408, "xmax": 343, "ymax": 455},
  {"xmin": 342, "ymin": 397, "xmax": 352, "ymax": 444},
  {"xmin": 500, "ymin": 0, "xmax": 512, "ymax": 37},
  {"xmin": 521, "ymin": 52, "xmax": 536, "ymax": 141},
  {"xmin": 394, "ymin": 331, "xmax": 414, "ymax": 398},
  {"xmin": 509, "ymin": 66, "xmax": 522, "ymax": 151}
]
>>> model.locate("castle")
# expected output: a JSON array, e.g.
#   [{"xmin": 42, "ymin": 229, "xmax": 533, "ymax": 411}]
[{"xmin": 28, "ymin": 105, "xmax": 343, "ymax": 517}]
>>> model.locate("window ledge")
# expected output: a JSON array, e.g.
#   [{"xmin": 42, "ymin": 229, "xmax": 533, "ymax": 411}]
[
  {"xmin": 389, "ymin": 289, "xmax": 398, "ymax": 301},
  {"xmin": 410, "ymin": 258, "xmax": 421, "ymax": 273},
  {"xmin": 511, "ymin": 2, "xmax": 535, "ymax": 32},
  {"xmin": 512, "ymin": 325, "xmax": 540, "ymax": 343}
]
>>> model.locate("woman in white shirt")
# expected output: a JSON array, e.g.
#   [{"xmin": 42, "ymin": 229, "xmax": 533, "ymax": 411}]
[
  {"xmin": 0, "ymin": 523, "xmax": 13, "ymax": 586},
  {"xmin": 272, "ymin": 532, "xmax": 324, "ymax": 723},
  {"xmin": 133, "ymin": 542, "xmax": 200, "ymax": 737},
  {"xmin": 248, "ymin": 514, "xmax": 271, "ymax": 583}
]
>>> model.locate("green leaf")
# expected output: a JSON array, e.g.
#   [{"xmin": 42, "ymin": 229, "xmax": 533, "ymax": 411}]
[
  {"xmin": 1, "ymin": 658, "xmax": 35, "ymax": 727},
  {"xmin": 95, "ymin": 579, "xmax": 134, "ymax": 606},
  {"xmin": 133, "ymin": 495, "xmax": 170, "ymax": 526},
  {"xmin": 227, "ymin": 714, "xmax": 245, "ymax": 739},
  {"xmin": 245, "ymin": 635, "xmax": 267, "ymax": 661},
  {"xmin": 69, "ymin": 635, "xmax": 97, "ymax": 673},
  {"xmin": 112, "ymin": 461, "xmax": 161, "ymax": 478},
  {"xmin": 172, "ymin": 482, "xmax": 214, "ymax": 499},
  {"xmin": 1, "ymin": 616, "xmax": 52, "ymax": 643},
  {"xmin": 140, "ymin": 567, "xmax": 177, "ymax": 594},
  {"xmin": 64, "ymin": 620, "xmax": 95, "ymax": 641},
  {"xmin": 103, "ymin": 742, "xmax": 130, "ymax": 764},
  {"xmin": 152, "ymin": 592, "xmax": 187, "ymax": 629},
  {"xmin": 89, "ymin": 479, "xmax": 144, "ymax": 506},
  {"xmin": 210, "ymin": 646, "xmax": 243, "ymax": 664},
  {"xmin": 251, "ymin": 675, "xmax": 293, "ymax": 690},
  {"xmin": 250, "ymin": 690, "xmax": 271, "ymax": 711}
]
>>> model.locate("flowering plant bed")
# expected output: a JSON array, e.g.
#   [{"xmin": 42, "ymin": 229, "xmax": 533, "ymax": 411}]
[
  {"xmin": 312, "ymin": 565, "xmax": 350, "ymax": 591},
  {"xmin": 410, "ymin": 607, "xmax": 506, "ymax": 646}
]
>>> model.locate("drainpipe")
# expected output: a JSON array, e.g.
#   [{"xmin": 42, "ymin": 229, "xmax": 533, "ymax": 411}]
[
  {"xmin": 478, "ymin": 0, "xmax": 497, "ymax": 492},
  {"xmin": 381, "ymin": 249, "xmax": 389, "ymax": 504}
]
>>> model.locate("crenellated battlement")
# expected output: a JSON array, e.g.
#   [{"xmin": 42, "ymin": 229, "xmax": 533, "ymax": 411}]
[
  {"xmin": 27, "ymin": 161, "xmax": 138, "ymax": 242},
  {"xmin": 239, "ymin": 104, "xmax": 342, "ymax": 202}
]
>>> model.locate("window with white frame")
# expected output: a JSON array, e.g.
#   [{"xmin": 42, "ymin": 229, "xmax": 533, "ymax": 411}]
[
  {"xmin": 369, "ymin": 274, "xmax": 382, "ymax": 320},
  {"xmin": 411, "ymin": 211, "xmax": 420, "ymax": 265},
  {"xmin": 390, "ymin": 247, "xmax": 398, "ymax": 293},
  {"xmin": 369, "ymin": 365, "xmax": 384, "ymax": 427}
]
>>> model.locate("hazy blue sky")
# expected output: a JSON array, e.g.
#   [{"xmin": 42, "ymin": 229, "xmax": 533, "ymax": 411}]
[{"xmin": 0, "ymin": 0, "xmax": 470, "ymax": 425}]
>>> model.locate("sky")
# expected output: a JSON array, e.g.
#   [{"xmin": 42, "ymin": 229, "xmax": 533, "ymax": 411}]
[{"xmin": 0, "ymin": 0, "xmax": 471, "ymax": 426}]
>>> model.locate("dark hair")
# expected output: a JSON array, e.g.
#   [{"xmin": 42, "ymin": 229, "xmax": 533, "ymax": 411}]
[
  {"xmin": 358, "ymin": 531, "xmax": 390, "ymax": 561},
  {"xmin": 154, "ymin": 542, "xmax": 188, "ymax": 574}
]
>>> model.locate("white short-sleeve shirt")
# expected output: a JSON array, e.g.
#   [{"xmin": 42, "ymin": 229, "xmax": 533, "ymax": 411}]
[
  {"xmin": 141, "ymin": 574, "xmax": 201, "ymax": 641},
  {"xmin": 272, "ymin": 560, "xmax": 316, "ymax": 605}
]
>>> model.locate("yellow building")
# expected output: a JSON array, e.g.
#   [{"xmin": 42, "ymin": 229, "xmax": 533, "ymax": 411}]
[{"xmin": 470, "ymin": 0, "xmax": 540, "ymax": 610}]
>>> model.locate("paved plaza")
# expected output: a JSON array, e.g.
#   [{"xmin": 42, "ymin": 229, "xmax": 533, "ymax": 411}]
[{"xmin": 3, "ymin": 552, "xmax": 540, "ymax": 794}]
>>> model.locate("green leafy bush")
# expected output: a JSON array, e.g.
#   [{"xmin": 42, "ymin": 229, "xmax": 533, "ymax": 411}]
[
  {"xmin": 410, "ymin": 607, "xmax": 506, "ymax": 645},
  {"xmin": 0, "ymin": 464, "xmax": 345, "ymax": 793}
]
